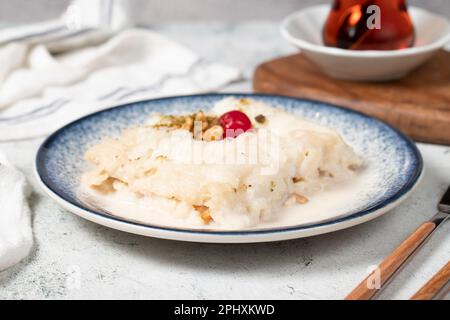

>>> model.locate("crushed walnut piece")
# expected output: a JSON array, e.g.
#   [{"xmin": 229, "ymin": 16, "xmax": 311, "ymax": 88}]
[
  {"xmin": 193, "ymin": 205, "xmax": 213, "ymax": 224},
  {"xmin": 292, "ymin": 176, "xmax": 303, "ymax": 183},
  {"xmin": 203, "ymin": 125, "xmax": 224, "ymax": 141},
  {"xmin": 92, "ymin": 177, "xmax": 116, "ymax": 194},
  {"xmin": 181, "ymin": 116, "xmax": 193, "ymax": 131},
  {"xmin": 284, "ymin": 193, "xmax": 309, "ymax": 206}
]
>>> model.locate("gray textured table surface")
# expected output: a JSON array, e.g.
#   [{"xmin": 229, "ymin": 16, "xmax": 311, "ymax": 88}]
[
  {"xmin": 2, "ymin": 0, "xmax": 449, "ymax": 23},
  {"xmin": 0, "ymin": 22, "xmax": 449, "ymax": 300}
]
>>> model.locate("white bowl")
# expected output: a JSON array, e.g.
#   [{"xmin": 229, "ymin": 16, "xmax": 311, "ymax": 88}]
[{"xmin": 280, "ymin": 5, "xmax": 450, "ymax": 81}]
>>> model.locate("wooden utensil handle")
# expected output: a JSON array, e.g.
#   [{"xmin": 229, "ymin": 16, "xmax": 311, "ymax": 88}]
[
  {"xmin": 411, "ymin": 261, "xmax": 450, "ymax": 300},
  {"xmin": 346, "ymin": 221, "xmax": 436, "ymax": 300}
]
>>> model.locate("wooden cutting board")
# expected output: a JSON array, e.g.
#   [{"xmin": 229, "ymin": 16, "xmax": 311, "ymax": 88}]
[{"xmin": 253, "ymin": 50, "xmax": 450, "ymax": 145}]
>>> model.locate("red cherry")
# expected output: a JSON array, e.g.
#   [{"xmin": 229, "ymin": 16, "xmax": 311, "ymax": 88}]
[{"xmin": 218, "ymin": 110, "xmax": 252, "ymax": 138}]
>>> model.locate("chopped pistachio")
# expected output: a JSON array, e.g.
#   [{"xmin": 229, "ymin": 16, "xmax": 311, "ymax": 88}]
[
  {"xmin": 285, "ymin": 193, "xmax": 309, "ymax": 206},
  {"xmin": 270, "ymin": 180, "xmax": 276, "ymax": 192},
  {"xmin": 239, "ymin": 98, "xmax": 251, "ymax": 106},
  {"xmin": 151, "ymin": 111, "xmax": 219, "ymax": 135}
]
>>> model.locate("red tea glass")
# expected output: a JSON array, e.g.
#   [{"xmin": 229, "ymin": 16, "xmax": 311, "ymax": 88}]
[{"xmin": 323, "ymin": 0, "xmax": 415, "ymax": 50}]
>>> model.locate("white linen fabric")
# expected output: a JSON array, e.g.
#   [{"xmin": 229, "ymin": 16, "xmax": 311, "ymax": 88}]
[
  {"xmin": 0, "ymin": 153, "xmax": 33, "ymax": 271},
  {"xmin": 0, "ymin": 0, "xmax": 240, "ymax": 141},
  {"xmin": 0, "ymin": 29, "xmax": 240, "ymax": 141},
  {"xmin": 0, "ymin": 0, "xmax": 240, "ymax": 270}
]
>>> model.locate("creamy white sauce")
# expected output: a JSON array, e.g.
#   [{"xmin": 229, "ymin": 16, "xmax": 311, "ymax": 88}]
[
  {"xmin": 79, "ymin": 97, "xmax": 364, "ymax": 230},
  {"xmin": 78, "ymin": 164, "xmax": 371, "ymax": 230}
]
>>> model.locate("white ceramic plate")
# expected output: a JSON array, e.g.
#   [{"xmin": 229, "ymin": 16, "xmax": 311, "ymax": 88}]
[{"xmin": 35, "ymin": 94, "xmax": 423, "ymax": 243}]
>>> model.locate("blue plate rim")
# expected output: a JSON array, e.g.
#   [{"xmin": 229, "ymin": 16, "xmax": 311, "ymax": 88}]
[{"xmin": 35, "ymin": 93, "xmax": 423, "ymax": 236}]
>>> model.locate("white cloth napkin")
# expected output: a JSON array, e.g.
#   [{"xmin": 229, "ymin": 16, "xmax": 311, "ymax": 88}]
[
  {"xmin": 0, "ymin": 0, "xmax": 240, "ymax": 141},
  {"xmin": 0, "ymin": 28, "xmax": 240, "ymax": 140},
  {"xmin": 0, "ymin": 0, "xmax": 131, "ymax": 53},
  {"xmin": 0, "ymin": 1, "xmax": 240, "ymax": 270},
  {"xmin": 0, "ymin": 153, "xmax": 33, "ymax": 271},
  {"xmin": 0, "ymin": 0, "xmax": 131, "ymax": 271}
]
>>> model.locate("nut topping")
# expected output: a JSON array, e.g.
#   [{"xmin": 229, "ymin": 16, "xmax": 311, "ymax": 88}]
[
  {"xmin": 193, "ymin": 205, "xmax": 213, "ymax": 224},
  {"xmin": 203, "ymin": 125, "xmax": 224, "ymax": 141},
  {"xmin": 285, "ymin": 193, "xmax": 309, "ymax": 206}
]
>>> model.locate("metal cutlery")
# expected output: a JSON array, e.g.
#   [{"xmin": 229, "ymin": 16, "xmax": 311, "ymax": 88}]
[{"xmin": 346, "ymin": 185, "xmax": 450, "ymax": 300}]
